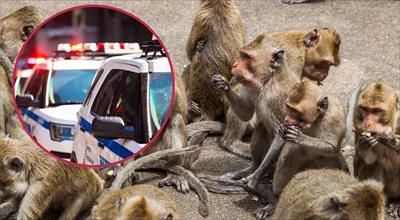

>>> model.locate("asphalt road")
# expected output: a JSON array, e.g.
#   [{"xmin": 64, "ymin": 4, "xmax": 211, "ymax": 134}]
[{"xmin": 1, "ymin": 0, "xmax": 399, "ymax": 219}]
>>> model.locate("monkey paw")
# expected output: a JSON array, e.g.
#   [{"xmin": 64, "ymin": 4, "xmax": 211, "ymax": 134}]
[
  {"xmin": 388, "ymin": 203, "xmax": 400, "ymax": 218},
  {"xmin": 360, "ymin": 132, "xmax": 378, "ymax": 148},
  {"xmin": 211, "ymin": 74, "xmax": 230, "ymax": 91},
  {"xmin": 158, "ymin": 174, "xmax": 191, "ymax": 194},
  {"xmin": 255, "ymin": 204, "xmax": 275, "ymax": 220},
  {"xmin": 279, "ymin": 125, "xmax": 303, "ymax": 143}
]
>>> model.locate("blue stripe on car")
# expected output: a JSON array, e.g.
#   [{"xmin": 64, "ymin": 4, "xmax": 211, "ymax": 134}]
[
  {"xmin": 20, "ymin": 108, "xmax": 50, "ymax": 129},
  {"xmin": 78, "ymin": 117, "xmax": 134, "ymax": 159}
]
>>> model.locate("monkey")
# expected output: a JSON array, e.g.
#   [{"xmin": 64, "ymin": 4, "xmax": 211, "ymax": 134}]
[
  {"xmin": 244, "ymin": 80, "xmax": 348, "ymax": 219},
  {"xmin": 185, "ymin": 0, "xmax": 244, "ymax": 122},
  {"xmin": 0, "ymin": 7, "xmax": 41, "ymax": 139},
  {"xmin": 352, "ymin": 80, "xmax": 400, "ymax": 218},
  {"xmin": 211, "ymin": 34, "xmax": 300, "ymax": 187},
  {"xmin": 89, "ymin": 184, "xmax": 181, "ymax": 220},
  {"xmin": 272, "ymin": 169, "xmax": 386, "ymax": 220},
  {"xmin": 221, "ymin": 28, "xmax": 341, "ymax": 159},
  {"xmin": 0, "ymin": 138, "xmax": 103, "ymax": 220},
  {"xmin": 0, "ymin": 6, "xmax": 41, "ymax": 63}
]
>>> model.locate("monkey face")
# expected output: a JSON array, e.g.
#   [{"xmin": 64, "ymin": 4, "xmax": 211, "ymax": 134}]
[
  {"xmin": 302, "ymin": 29, "xmax": 341, "ymax": 83},
  {"xmin": 356, "ymin": 105, "xmax": 393, "ymax": 135}
]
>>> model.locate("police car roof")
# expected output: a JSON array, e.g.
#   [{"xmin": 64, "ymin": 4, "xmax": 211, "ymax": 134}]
[{"xmin": 103, "ymin": 54, "xmax": 171, "ymax": 73}]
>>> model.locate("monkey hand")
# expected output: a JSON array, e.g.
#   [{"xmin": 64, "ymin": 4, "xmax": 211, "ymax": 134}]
[
  {"xmin": 279, "ymin": 124, "xmax": 304, "ymax": 143},
  {"xmin": 360, "ymin": 132, "xmax": 378, "ymax": 148},
  {"xmin": 189, "ymin": 101, "xmax": 201, "ymax": 116},
  {"xmin": 212, "ymin": 74, "xmax": 230, "ymax": 91},
  {"xmin": 195, "ymin": 39, "xmax": 207, "ymax": 53}
]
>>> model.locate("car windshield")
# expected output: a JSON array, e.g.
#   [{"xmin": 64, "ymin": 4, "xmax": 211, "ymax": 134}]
[
  {"xmin": 149, "ymin": 72, "xmax": 173, "ymax": 132},
  {"xmin": 48, "ymin": 69, "xmax": 97, "ymax": 106}
]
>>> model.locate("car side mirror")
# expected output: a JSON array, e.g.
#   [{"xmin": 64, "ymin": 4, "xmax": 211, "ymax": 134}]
[
  {"xmin": 92, "ymin": 116, "xmax": 135, "ymax": 140},
  {"xmin": 16, "ymin": 94, "xmax": 40, "ymax": 108}
]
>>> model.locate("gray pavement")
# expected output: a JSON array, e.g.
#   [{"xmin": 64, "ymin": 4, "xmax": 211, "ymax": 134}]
[{"xmin": 1, "ymin": 0, "xmax": 399, "ymax": 219}]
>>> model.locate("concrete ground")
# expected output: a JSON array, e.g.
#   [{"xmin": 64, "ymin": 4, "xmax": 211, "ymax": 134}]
[{"xmin": 1, "ymin": 0, "xmax": 399, "ymax": 219}]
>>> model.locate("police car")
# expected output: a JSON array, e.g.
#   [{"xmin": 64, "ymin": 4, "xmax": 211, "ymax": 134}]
[
  {"xmin": 15, "ymin": 42, "xmax": 142, "ymax": 160},
  {"xmin": 71, "ymin": 42, "xmax": 173, "ymax": 165}
]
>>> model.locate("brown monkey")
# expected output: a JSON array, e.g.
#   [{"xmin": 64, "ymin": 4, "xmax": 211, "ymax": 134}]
[
  {"xmin": 89, "ymin": 184, "xmax": 181, "ymax": 220},
  {"xmin": 272, "ymin": 169, "xmax": 386, "ymax": 220},
  {"xmin": 353, "ymin": 80, "xmax": 400, "ymax": 218},
  {"xmin": 0, "ymin": 138, "xmax": 103, "ymax": 220},
  {"xmin": 222, "ymin": 28, "xmax": 341, "ymax": 159},
  {"xmin": 246, "ymin": 80, "xmax": 348, "ymax": 219},
  {"xmin": 186, "ymin": 0, "xmax": 244, "ymax": 121},
  {"xmin": 0, "ymin": 6, "xmax": 41, "ymax": 62},
  {"xmin": 0, "ymin": 7, "xmax": 41, "ymax": 138},
  {"xmin": 211, "ymin": 34, "xmax": 299, "ymax": 184}
]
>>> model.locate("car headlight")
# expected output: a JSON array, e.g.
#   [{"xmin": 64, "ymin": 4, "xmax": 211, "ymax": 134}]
[{"xmin": 50, "ymin": 123, "xmax": 74, "ymax": 141}]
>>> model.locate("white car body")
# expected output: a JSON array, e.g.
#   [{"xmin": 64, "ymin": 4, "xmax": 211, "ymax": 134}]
[
  {"xmin": 19, "ymin": 59, "xmax": 103, "ymax": 159},
  {"xmin": 72, "ymin": 54, "xmax": 172, "ymax": 165}
]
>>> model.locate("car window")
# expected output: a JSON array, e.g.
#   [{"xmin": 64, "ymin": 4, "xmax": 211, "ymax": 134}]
[
  {"xmin": 48, "ymin": 69, "xmax": 97, "ymax": 106},
  {"xmin": 83, "ymin": 68, "xmax": 104, "ymax": 106},
  {"xmin": 149, "ymin": 72, "xmax": 172, "ymax": 134},
  {"xmin": 24, "ymin": 69, "xmax": 49, "ymax": 108},
  {"xmin": 91, "ymin": 69, "xmax": 147, "ymax": 143}
]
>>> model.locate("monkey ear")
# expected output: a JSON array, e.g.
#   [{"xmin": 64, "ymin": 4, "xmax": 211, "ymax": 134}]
[
  {"xmin": 270, "ymin": 49, "xmax": 285, "ymax": 69},
  {"xmin": 304, "ymin": 29, "xmax": 320, "ymax": 48},
  {"xmin": 8, "ymin": 156, "xmax": 24, "ymax": 172},
  {"xmin": 317, "ymin": 96, "xmax": 329, "ymax": 114}
]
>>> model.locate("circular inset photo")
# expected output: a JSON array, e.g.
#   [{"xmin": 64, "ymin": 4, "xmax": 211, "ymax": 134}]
[{"xmin": 13, "ymin": 5, "xmax": 174, "ymax": 166}]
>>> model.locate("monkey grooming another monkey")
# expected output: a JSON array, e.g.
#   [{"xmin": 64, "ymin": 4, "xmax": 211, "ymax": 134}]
[
  {"xmin": 352, "ymin": 80, "xmax": 400, "ymax": 218},
  {"xmin": 272, "ymin": 169, "xmax": 386, "ymax": 220},
  {"xmin": 245, "ymin": 80, "xmax": 348, "ymax": 219},
  {"xmin": 222, "ymin": 28, "xmax": 341, "ymax": 159},
  {"xmin": 0, "ymin": 138, "xmax": 103, "ymax": 220},
  {"xmin": 89, "ymin": 184, "xmax": 181, "ymax": 220},
  {"xmin": 185, "ymin": 0, "xmax": 244, "ymax": 122}
]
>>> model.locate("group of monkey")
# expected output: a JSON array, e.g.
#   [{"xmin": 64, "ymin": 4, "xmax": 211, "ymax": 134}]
[{"xmin": 0, "ymin": 1, "xmax": 399, "ymax": 220}]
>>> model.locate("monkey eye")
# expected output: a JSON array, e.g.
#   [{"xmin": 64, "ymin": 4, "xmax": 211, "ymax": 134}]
[
  {"xmin": 240, "ymin": 52, "xmax": 252, "ymax": 60},
  {"xmin": 371, "ymin": 108, "xmax": 383, "ymax": 114},
  {"xmin": 23, "ymin": 25, "xmax": 35, "ymax": 39}
]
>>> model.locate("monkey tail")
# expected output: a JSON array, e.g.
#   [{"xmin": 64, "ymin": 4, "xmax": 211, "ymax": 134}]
[
  {"xmin": 143, "ymin": 161, "xmax": 210, "ymax": 217},
  {"xmin": 340, "ymin": 84, "xmax": 363, "ymax": 147},
  {"xmin": 110, "ymin": 146, "xmax": 201, "ymax": 191},
  {"xmin": 186, "ymin": 120, "xmax": 225, "ymax": 137},
  {"xmin": 219, "ymin": 141, "xmax": 252, "ymax": 160},
  {"xmin": 196, "ymin": 173, "xmax": 246, "ymax": 194}
]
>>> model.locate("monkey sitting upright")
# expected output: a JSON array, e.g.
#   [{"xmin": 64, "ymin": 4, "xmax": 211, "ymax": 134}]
[
  {"xmin": 272, "ymin": 169, "xmax": 386, "ymax": 220},
  {"xmin": 185, "ymin": 0, "xmax": 245, "ymax": 122},
  {"xmin": 353, "ymin": 80, "xmax": 400, "ymax": 218},
  {"xmin": 249, "ymin": 80, "xmax": 348, "ymax": 219},
  {"xmin": 221, "ymin": 28, "xmax": 341, "ymax": 159},
  {"xmin": 0, "ymin": 138, "xmax": 103, "ymax": 220},
  {"xmin": 89, "ymin": 184, "xmax": 181, "ymax": 220}
]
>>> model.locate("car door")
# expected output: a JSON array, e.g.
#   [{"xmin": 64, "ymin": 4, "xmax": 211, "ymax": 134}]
[{"xmin": 78, "ymin": 62, "xmax": 148, "ymax": 164}]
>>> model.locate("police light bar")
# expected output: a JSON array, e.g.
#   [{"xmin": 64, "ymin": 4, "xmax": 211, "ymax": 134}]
[{"xmin": 56, "ymin": 42, "xmax": 142, "ymax": 55}]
